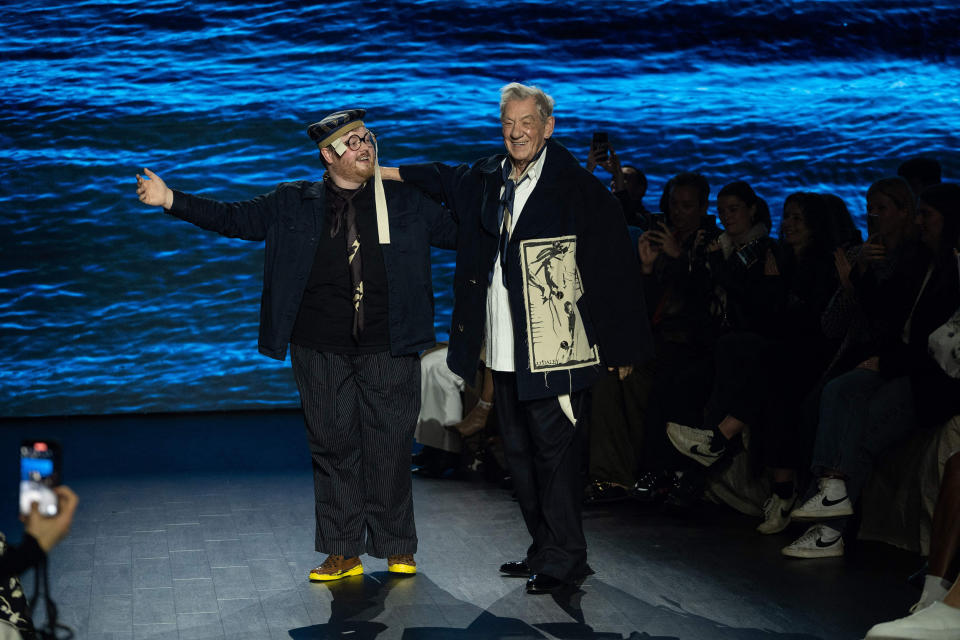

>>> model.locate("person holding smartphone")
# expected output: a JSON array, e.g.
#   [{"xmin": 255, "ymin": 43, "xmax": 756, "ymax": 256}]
[
  {"xmin": 584, "ymin": 133, "xmax": 650, "ymax": 228},
  {"xmin": 1, "ymin": 485, "xmax": 79, "ymax": 639}
]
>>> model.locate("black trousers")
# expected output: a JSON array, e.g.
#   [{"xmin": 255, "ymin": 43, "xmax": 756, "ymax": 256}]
[
  {"xmin": 492, "ymin": 371, "xmax": 590, "ymax": 582},
  {"xmin": 291, "ymin": 344, "xmax": 420, "ymax": 558}
]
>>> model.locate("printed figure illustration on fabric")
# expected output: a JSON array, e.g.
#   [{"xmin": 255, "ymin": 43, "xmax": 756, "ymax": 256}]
[{"xmin": 519, "ymin": 236, "xmax": 599, "ymax": 372}]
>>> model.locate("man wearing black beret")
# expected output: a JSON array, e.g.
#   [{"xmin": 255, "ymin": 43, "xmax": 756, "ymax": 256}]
[{"xmin": 136, "ymin": 109, "xmax": 456, "ymax": 581}]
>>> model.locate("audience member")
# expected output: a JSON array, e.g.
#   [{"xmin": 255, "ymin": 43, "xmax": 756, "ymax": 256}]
[
  {"xmin": 865, "ymin": 451, "xmax": 960, "ymax": 638},
  {"xmin": 822, "ymin": 192, "xmax": 862, "ymax": 249},
  {"xmin": 413, "ymin": 345, "xmax": 467, "ymax": 477},
  {"xmin": 898, "ymin": 156, "xmax": 942, "ymax": 199},
  {"xmin": 626, "ymin": 172, "xmax": 720, "ymax": 504},
  {"xmin": 783, "ymin": 183, "xmax": 960, "ymax": 559},
  {"xmin": 413, "ymin": 346, "xmax": 495, "ymax": 477},
  {"xmin": 821, "ymin": 177, "xmax": 923, "ymax": 379},
  {"xmin": 585, "ymin": 140, "xmax": 651, "ymax": 227},
  {"xmin": 1, "ymin": 486, "xmax": 79, "ymax": 639},
  {"xmin": 665, "ymin": 180, "xmax": 784, "ymax": 471},
  {"xmin": 745, "ymin": 192, "xmax": 844, "ymax": 534}
]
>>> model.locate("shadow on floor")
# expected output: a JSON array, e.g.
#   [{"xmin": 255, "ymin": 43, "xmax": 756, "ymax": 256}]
[{"xmin": 289, "ymin": 571, "xmax": 826, "ymax": 640}]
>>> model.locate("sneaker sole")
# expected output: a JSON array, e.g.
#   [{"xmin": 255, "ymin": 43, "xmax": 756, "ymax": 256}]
[
  {"xmin": 756, "ymin": 519, "xmax": 791, "ymax": 535},
  {"xmin": 790, "ymin": 506, "xmax": 854, "ymax": 521},
  {"xmin": 781, "ymin": 546, "xmax": 844, "ymax": 559},
  {"xmin": 387, "ymin": 563, "xmax": 417, "ymax": 575},
  {"xmin": 308, "ymin": 564, "xmax": 364, "ymax": 581}
]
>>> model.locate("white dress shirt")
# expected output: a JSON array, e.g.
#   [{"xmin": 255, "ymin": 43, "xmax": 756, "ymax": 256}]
[{"xmin": 485, "ymin": 147, "xmax": 548, "ymax": 372}]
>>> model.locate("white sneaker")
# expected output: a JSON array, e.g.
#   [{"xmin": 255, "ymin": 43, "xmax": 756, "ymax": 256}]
[
  {"xmin": 666, "ymin": 422, "xmax": 724, "ymax": 467},
  {"xmin": 756, "ymin": 492, "xmax": 796, "ymax": 535},
  {"xmin": 865, "ymin": 601, "xmax": 960, "ymax": 639},
  {"xmin": 911, "ymin": 575, "xmax": 952, "ymax": 613},
  {"xmin": 790, "ymin": 477, "xmax": 853, "ymax": 520},
  {"xmin": 781, "ymin": 524, "xmax": 844, "ymax": 558}
]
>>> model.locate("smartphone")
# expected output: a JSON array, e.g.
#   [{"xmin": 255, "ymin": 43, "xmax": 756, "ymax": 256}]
[
  {"xmin": 19, "ymin": 439, "xmax": 61, "ymax": 517},
  {"xmin": 591, "ymin": 131, "xmax": 608, "ymax": 162},
  {"xmin": 649, "ymin": 212, "xmax": 667, "ymax": 229}
]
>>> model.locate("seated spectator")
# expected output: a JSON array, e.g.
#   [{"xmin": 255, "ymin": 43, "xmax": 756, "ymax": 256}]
[
  {"xmin": 1, "ymin": 485, "xmax": 79, "ymax": 639},
  {"xmin": 865, "ymin": 450, "xmax": 960, "ymax": 638},
  {"xmin": 822, "ymin": 192, "xmax": 862, "ymax": 249},
  {"xmin": 898, "ymin": 156, "xmax": 942, "ymax": 198},
  {"xmin": 665, "ymin": 180, "xmax": 784, "ymax": 471},
  {"xmin": 603, "ymin": 172, "xmax": 719, "ymax": 505},
  {"xmin": 412, "ymin": 346, "xmax": 492, "ymax": 477},
  {"xmin": 585, "ymin": 139, "xmax": 651, "ymax": 228},
  {"xmin": 821, "ymin": 177, "xmax": 924, "ymax": 379},
  {"xmin": 748, "ymin": 192, "xmax": 842, "ymax": 534},
  {"xmin": 783, "ymin": 183, "xmax": 960, "ymax": 559}
]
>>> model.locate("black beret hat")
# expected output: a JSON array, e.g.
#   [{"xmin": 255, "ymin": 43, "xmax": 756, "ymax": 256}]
[{"xmin": 307, "ymin": 109, "xmax": 366, "ymax": 148}]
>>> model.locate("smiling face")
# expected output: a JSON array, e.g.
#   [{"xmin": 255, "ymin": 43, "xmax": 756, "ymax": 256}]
[
  {"xmin": 781, "ymin": 200, "xmax": 812, "ymax": 251},
  {"xmin": 501, "ymin": 97, "xmax": 554, "ymax": 174},
  {"xmin": 321, "ymin": 126, "xmax": 376, "ymax": 188},
  {"xmin": 916, "ymin": 199, "xmax": 944, "ymax": 252},
  {"xmin": 866, "ymin": 191, "xmax": 910, "ymax": 240},
  {"xmin": 718, "ymin": 194, "xmax": 756, "ymax": 237}
]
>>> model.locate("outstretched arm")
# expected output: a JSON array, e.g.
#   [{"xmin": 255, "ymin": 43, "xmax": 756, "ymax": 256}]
[
  {"xmin": 379, "ymin": 166, "xmax": 403, "ymax": 182},
  {"xmin": 134, "ymin": 167, "xmax": 276, "ymax": 241},
  {"xmin": 136, "ymin": 168, "xmax": 174, "ymax": 209}
]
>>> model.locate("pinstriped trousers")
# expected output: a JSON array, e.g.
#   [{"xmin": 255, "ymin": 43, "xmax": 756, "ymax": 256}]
[{"xmin": 291, "ymin": 344, "xmax": 420, "ymax": 558}]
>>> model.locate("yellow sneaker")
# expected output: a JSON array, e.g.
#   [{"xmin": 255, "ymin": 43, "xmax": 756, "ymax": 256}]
[
  {"xmin": 308, "ymin": 554, "xmax": 363, "ymax": 581},
  {"xmin": 387, "ymin": 554, "xmax": 416, "ymax": 575}
]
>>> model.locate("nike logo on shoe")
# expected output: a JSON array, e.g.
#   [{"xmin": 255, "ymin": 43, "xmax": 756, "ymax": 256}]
[
  {"xmin": 821, "ymin": 496, "xmax": 848, "ymax": 507},
  {"xmin": 815, "ymin": 536, "xmax": 839, "ymax": 548}
]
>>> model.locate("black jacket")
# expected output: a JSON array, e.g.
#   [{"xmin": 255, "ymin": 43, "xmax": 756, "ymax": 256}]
[
  {"xmin": 166, "ymin": 179, "xmax": 456, "ymax": 360},
  {"xmin": 400, "ymin": 139, "xmax": 653, "ymax": 401}
]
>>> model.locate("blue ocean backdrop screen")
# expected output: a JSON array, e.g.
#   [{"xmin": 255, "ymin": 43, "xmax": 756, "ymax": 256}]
[{"xmin": 2, "ymin": 1, "xmax": 958, "ymax": 416}]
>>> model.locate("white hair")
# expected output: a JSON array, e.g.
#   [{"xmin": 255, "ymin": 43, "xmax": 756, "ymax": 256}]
[{"xmin": 499, "ymin": 83, "xmax": 554, "ymax": 121}]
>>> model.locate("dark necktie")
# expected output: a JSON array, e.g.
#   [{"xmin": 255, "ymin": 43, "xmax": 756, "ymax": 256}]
[
  {"xmin": 494, "ymin": 164, "xmax": 527, "ymax": 287},
  {"xmin": 327, "ymin": 181, "xmax": 364, "ymax": 342}
]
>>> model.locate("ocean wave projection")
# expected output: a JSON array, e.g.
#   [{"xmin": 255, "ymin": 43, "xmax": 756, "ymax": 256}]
[{"xmin": 1, "ymin": 0, "xmax": 958, "ymax": 415}]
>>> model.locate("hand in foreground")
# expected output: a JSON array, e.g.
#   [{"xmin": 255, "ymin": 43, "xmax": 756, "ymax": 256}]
[
  {"xmin": 646, "ymin": 221, "xmax": 681, "ymax": 258},
  {"xmin": 607, "ymin": 365, "xmax": 634, "ymax": 381},
  {"xmin": 136, "ymin": 168, "xmax": 174, "ymax": 209},
  {"xmin": 856, "ymin": 356, "xmax": 880, "ymax": 371},
  {"xmin": 763, "ymin": 249, "xmax": 779, "ymax": 276},
  {"xmin": 834, "ymin": 247, "xmax": 853, "ymax": 291},
  {"xmin": 23, "ymin": 485, "xmax": 79, "ymax": 553},
  {"xmin": 856, "ymin": 234, "xmax": 886, "ymax": 270},
  {"xmin": 600, "ymin": 148, "xmax": 623, "ymax": 187},
  {"xmin": 585, "ymin": 147, "xmax": 602, "ymax": 173},
  {"xmin": 637, "ymin": 234, "xmax": 661, "ymax": 273}
]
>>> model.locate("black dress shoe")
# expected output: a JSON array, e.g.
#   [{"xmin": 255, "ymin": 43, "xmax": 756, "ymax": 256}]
[
  {"xmin": 630, "ymin": 470, "xmax": 673, "ymax": 503},
  {"xmin": 583, "ymin": 480, "xmax": 629, "ymax": 505},
  {"xmin": 525, "ymin": 573, "xmax": 565, "ymax": 594},
  {"xmin": 499, "ymin": 560, "xmax": 529, "ymax": 576}
]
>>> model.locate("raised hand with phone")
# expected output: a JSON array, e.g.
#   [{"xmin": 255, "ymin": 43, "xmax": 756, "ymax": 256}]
[{"xmin": 3, "ymin": 439, "xmax": 78, "ymax": 639}]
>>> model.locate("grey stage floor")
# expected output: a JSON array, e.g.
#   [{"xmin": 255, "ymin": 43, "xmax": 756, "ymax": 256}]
[{"xmin": 2, "ymin": 411, "xmax": 919, "ymax": 640}]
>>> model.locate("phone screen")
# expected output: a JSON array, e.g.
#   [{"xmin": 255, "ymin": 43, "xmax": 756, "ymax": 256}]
[
  {"xmin": 592, "ymin": 131, "xmax": 608, "ymax": 159},
  {"xmin": 20, "ymin": 440, "xmax": 61, "ymax": 517}
]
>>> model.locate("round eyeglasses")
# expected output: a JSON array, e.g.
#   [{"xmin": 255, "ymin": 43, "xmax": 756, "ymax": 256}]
[{"xmin": 345, "ymin": 131, "xmax": 376, "ymax": 151}]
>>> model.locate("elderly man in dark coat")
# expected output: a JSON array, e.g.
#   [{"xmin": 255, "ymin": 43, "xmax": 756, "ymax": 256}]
[
  {"xmin": 384, "ymin": 83, "xmax": 653, "ymax": 593},
  {"xmin": 135, "ymin": 109, "xmax": 456, "ymax": 582}
]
